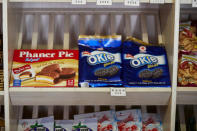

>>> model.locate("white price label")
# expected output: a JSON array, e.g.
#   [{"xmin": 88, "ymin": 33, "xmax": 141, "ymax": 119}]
[
  {"xmin": 193, "ymin": 0, "xmax": 197, "ymax": 7},
  {"xmin": 125, "ymin": 0, "xmax": 139, "ymax": 6},
  {"xmin": 72, "ymin": 0, "xmax": 86, "ymax": 4},
  {"xmin": 111, "ymin": 88, "xmax": 126, "ymax": 96},
  {"xmin": 97, "ymin": 0, "xmax": 112, "ymax": 5},
  {"xmin": 150, "ymin": 0, "xmax": 164, "ymax": 3}
]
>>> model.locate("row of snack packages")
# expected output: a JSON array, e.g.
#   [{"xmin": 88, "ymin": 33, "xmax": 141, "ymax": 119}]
[
  {"xmin": 18, "ymin": 109, "xmax": 163, "ymax": 131},
  {"xmin": 178, "ymin": 21, "xmax": 197, "ymax": 87},
  {"xmin": 10, "ymin": 36, "xmax": 171, "ymax": 88}
]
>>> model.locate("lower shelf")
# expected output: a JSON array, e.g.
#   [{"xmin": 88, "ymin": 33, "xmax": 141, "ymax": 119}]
[
  {"xmin": 9, "ymin": 87, "xmax": 171, "ymax": 105},
  {"xmin": 177, "ymin": 87, "xmax": 197, "ymax": 105},
  {"xmin": 0, "ymin": 91, "xmax": 4, "ymax": 105}
]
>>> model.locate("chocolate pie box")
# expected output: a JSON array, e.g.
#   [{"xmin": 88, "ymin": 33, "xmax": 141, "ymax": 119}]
[{"xmin": 10, "ymin": 50, "xmax": 78, "ymax": 87}]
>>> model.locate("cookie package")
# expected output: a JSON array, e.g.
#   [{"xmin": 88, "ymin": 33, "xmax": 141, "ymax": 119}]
[
  {"xmin": 74, "ymin": 110, "xmax": 117, "ymax": 131},
  {"xmin": 78, "ymin": 35, "xmax": 122, "ymax": 87},
  {"xmin": 54, "ymin": 120, "xmax": 73, "ymax": 131},
  {"xmin": 18, "ymin": 116, "xmax": 54, "ymax": 131},
  {"xmin": 10, "ymin": 50, "xmax": 78, "ymax": 87},
  {"xmin": 122, "ymin": 37, "xmax": 171, "ymax": 87},
  {"xmin": 115, "ymin": 109, "xmax": 142, "ymax": 131},
  {"xmin": 72, "ymin": 118, "xmax": 97, "ymax": 131}
]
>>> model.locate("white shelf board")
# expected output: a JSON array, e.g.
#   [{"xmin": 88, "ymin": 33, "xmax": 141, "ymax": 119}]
[
  {"xmin": 0, "ymin": 91, "xmax": 4, "ymax": 105},
  {"xmin": 181, "ymin": 0, "xmax": 192, "ymax": 4},
  {"xmin": 9, "ymin": 87, "xmax": 171, "ymax": 105},
  {"xmin": 9, "ymin": 0, "xmax": 173, "ymax": 3},
  {"xmin": 177, "ymin": 87, "xmax": 197, "ymax": 105}
]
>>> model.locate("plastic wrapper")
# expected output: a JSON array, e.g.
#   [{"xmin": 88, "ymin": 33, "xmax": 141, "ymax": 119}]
[
  {"xmin": 78, "ymin": 35, "xmax": 122, "ymax": 87},
  {"xmin": 122, "ymin": 37, "xmax": 171, "ymax": 87}
]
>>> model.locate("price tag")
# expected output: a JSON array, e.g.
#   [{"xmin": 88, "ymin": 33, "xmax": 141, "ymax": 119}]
[
  {"xmin": 125, "ymin": 0, "xmax": 139, "ymax": 6},
  {"xmin": 111, "ymin": 88, "xmax": 126, "ymax": 96},
  {"xmin": 193, "ymin": 0, "xmax": 197, "ymax": 7},
  {"xmin": 97, "ymin": 0, "xmax": 112, "ymax": 5},
  {"xmin": 150, "ymin": 0, "xmax": 164, "ymax": 3},
  {"xmin": 72, "ymin": 0, "xmax": 86, "ymax": 4}
]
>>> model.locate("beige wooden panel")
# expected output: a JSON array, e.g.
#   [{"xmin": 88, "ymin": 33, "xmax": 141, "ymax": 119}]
[
  {"xmin": 177, "ymin": 87, "xmax": 197, "ymax": 105},
  {"xmin": 9, "ymin": 88, "xmax": 171, "ymax": 105}
]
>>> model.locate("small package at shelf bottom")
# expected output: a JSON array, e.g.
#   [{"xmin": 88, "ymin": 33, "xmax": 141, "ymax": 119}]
[
  {"xmin": 18, "ymin": 116, "xmax": 54, "ymax": 131},
  {"xmin": 10, "ymin": 50, "xmax": 78, "ymax": 87}
]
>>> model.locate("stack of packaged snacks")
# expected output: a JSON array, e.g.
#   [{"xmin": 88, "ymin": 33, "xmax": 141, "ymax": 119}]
[
  {"xmin": 10, "ymin": 50, "xmax": 79, "ymax": 87},
  {"xmin": 142, "ymin": 113, "xmax": 163, "ymax": 131},
  {"xmin": 74, "ymin": 110, "xmax": 117, "ymax": 131},
  {"xmin": 178, "ymin": 21, "xmax": 197, "ymax": 87},
  {"xmin": 78, "ymin": 35, "xmax": 122, "ymax": 87},
  {"xmin": 122, "ymin": 37, "xmax": 171, "ymax": 87}
]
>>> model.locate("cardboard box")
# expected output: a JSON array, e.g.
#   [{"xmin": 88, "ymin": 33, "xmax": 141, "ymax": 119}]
[{"xmin": 10, "ymin": 50, "xmax": 78, "ymax": 87}]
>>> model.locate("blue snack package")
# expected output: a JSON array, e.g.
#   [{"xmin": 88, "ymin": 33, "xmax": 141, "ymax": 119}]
[
  {"xmin": 78, "ymin": 35, "xmax": 122, "ymax": 87},
  {"xmin": 122, "ymin": 37, "xmax": 171, "ymax": 87}
]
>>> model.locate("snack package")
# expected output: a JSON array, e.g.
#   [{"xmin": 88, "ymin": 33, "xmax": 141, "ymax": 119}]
[
  {"xmin": 122, "ymin": 37, "xmax": 171, "ymax": 87},
  {"xmin": 72, "ymin": 118, "xmax": 97, "ymax": 131},
  {"xmin": 179, "ymin": 21, "xmax": 197, "ymax": 51},
  {"xmin": 178, "ymin": 50, "xmax": 197, "ymax": 86},
  {"xmin": 78, "ymin": 35, "xmax": 122, "ymax": 87},
  {"xmin": 55, "ymin": 120, "xmax": 73, "ymax": 131},
  {"xmin": 18, "ymin": 116, "xmax": 54, "ymax": 131},
  {"xmin": 10, "ymin": 50, "xmax": 78, "ymax": 87},
  {"xmin": 115, "ymin": 109, "xmax": 142, "ymax": 131},
  {"xmin": 142, "ymin": 113, "xmax": 163, "ymax": 131},
  {"xmin": 74, "ymin": 110, "xmax": 117, "ymax": 131}
]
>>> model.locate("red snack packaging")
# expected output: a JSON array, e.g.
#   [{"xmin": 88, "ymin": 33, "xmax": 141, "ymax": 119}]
[
  {"xmin": 10, "ymin": 50, "xmax": 78, "ymax": 87},
  {"xmin": 178, "ymin": 50, "xmax": 197, "ymax": 87}
]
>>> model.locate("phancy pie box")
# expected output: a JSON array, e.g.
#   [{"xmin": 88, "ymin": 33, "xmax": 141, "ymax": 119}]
[{"xmin": 10, "ymin": 50, "xmax": 78, "ymax": 87}]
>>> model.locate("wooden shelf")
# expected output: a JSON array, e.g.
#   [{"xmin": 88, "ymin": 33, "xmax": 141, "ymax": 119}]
[
  {"xmin": 9, "ymin": 87, "xmax": 171, "ymax": 105},
  {"xmin": 181, "ymin": 0, "xmax": 192, "ymax": 4},
  {"xmin": 9, "ymin": 0, "xmax": 173, "ymax": 3},
  {"xmin": 0, "ymin": 91, "xmax": 4, "ymax": 105},
  {"xmin": 177, "ymin": 87, "xmax": 197, "ymax": 105}
]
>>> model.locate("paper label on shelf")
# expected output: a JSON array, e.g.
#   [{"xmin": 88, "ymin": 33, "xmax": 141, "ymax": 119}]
[
  {"xmin": 72, "ymin": 0, "xmax": 86, "ymax": 5},
  {"xmin": 111, "ymin": 88, "xmax": 126, "ymax": 96},
  {"xmin": 193, "ymin": 0, "xmax": 197, "ymax": 7},
  {"xmin": 150, "ymin": 0, "xmax": 164, "ymax": 3},
  {"xmin": 97, "ymin": 0, "xmax": 112, "ymax": 5},
  {"xmin": 124, "ymin": 0, "xmax": 140, "ymax": 6}
]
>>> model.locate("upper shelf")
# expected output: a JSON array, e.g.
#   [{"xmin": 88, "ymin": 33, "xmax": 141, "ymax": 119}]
[
  {"xmin": 177, "ymin": 87, "xmax": 197, "ymax": 105},
  {"xmin": 9, "ymin": 87, "xmax": 171, "ymax": 105},
  {"xmin": 181, "ymin": 0, "xmax": 192, "ymax": 4},
  {"xmin": 9, "ymin": 0, "xmax": 173, "ymax": 3}
]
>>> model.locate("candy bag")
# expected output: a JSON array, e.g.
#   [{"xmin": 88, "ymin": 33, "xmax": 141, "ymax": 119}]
[
  {"xmin": 178, "ymin": 50, "xmax": 197, "ymax": 86},
  {"xmin": 78, "ymin": 35, "xmax": 122, "ymax": 87},
  {"xmin": 122, "ymin": 37, "xmax": 171, "ymax": 87},
  {"xmin": 18, "ymin": 116, "xmax": 54, "ymax": 131},
  {"xmin": 72, "ymin": 118, "xmax": 97, "ymax": 131},
  {"xmin": 115, "ymin": 109, "xmax": 142, "ymax": 131},
  {"xmin": 55, "ymin": 120, "xmax": 73, "ymax": 131},
  {"xmin": 74, "ymin": 110, "xmax": 117, "ymax": 131},
  {"xmin": 142, "ymin": 113, "xmax": 163, "ymax": 131}
]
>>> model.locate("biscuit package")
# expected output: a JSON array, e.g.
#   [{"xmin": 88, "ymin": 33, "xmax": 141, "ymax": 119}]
[
  {"xmin": 18, "ymin": 116, "xmax": 54, "ymax": 131},
  {"xmin": 74, "ymin": 110, "xmax": 117, "ymax": 131},
  {"xmin": 72, "ymin": 118, "xmax": 97, "ymax": 131},
  {"xmin": 10, "ymin": 50, "xmax": 78, "ymax": 87},
  {"xmin": 55, "ymin": 120, "xmax": 73, "ymax": 131},
  {"xmin": 178, "ymin": 50, "xmax": 197, "ymax": 86},
  {"xmin": 115, "ymin": 109, "xmax": 142, "ymax": 131},
  {"xmin": 122, "ymin": 37, "xmax": 171, "ymax": 87},
  {"xmin": 78, "ymin": 35, "xmax": 122, "ymax": 87},
  {"xmin": 142, "ymin": 113, "xmax": 163, "ymax": 131}
]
